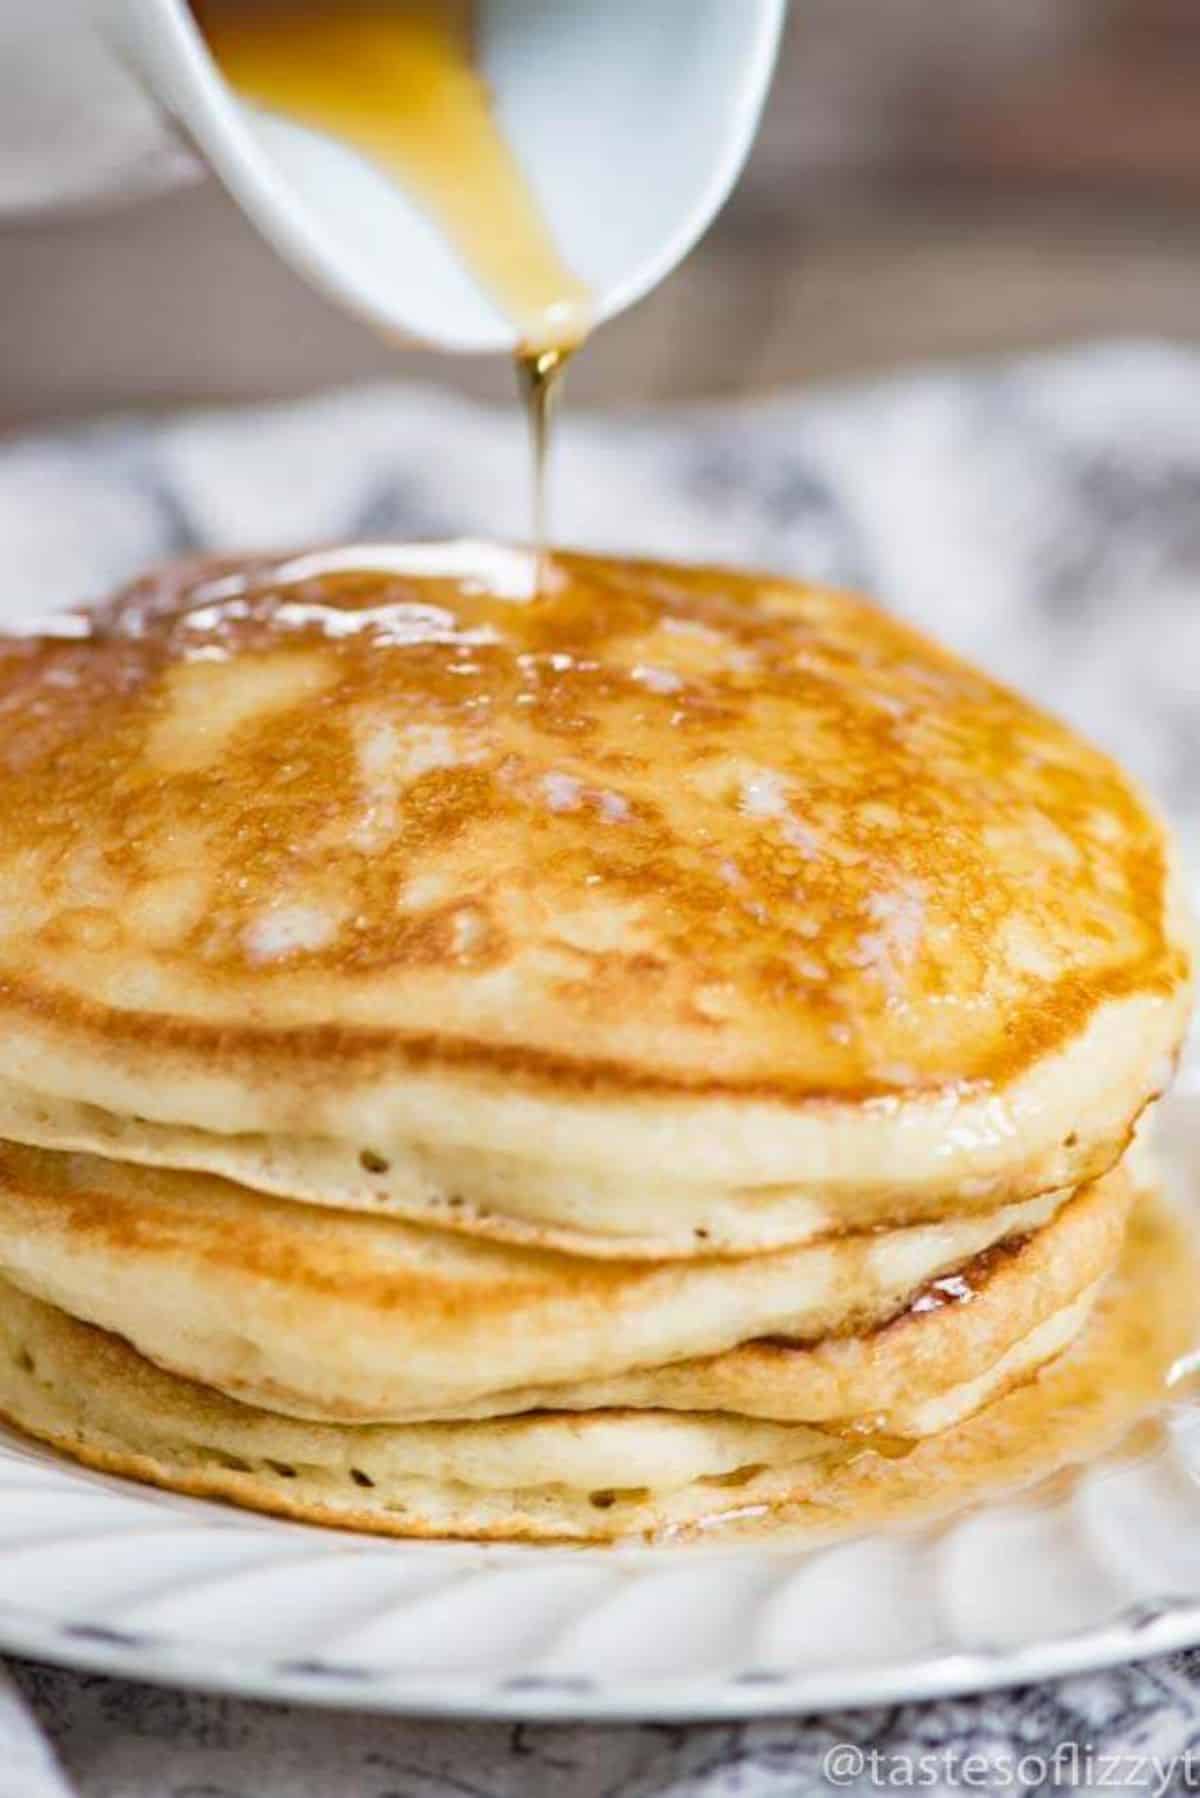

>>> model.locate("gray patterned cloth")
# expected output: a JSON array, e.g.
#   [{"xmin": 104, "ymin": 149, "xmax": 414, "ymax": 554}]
[
  {"xmin": 2, "ymin": 339, "xmax": 1200, "ymax": 1794},
  {"xmin": 15, "ymin": 1653, "xmax": 1200, "ymax": 1796}
]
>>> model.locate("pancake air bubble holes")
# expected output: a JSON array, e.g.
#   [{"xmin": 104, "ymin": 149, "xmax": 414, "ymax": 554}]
[
  {"xmin": 210, "ymin": 1452, "xmax": 254, "ymax": 1474},
  {"xmin": 700, "ymin": 1463, "xmax": 768, "ymax": 1490},
  {"xmin": 350, "ymin": 1468, "xmax": 375, "ymax": 1488},
  {"xmin": 359, "ymin": 1150, "xmax": 390, "ymax": 1175},
  {"xmin": 266, "ymin": 1459, "xmax": 298, "ymax": 1479}
]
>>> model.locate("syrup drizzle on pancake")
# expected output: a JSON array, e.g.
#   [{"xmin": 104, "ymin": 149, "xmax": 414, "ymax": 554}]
[{"xmin": 0, "ymin": 548, "xmax": 1181, "ymax": 1103}]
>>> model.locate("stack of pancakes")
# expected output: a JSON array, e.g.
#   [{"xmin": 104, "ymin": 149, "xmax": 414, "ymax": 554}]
[{"xmin": 0, "ymin": 544, "xmax": 1188, "ymax": 1541}]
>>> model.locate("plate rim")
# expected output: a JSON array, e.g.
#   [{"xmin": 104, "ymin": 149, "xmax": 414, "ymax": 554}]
[{"xmin": 4, "ymin": 1588, "xmax": 1200, "ymax": 1721}]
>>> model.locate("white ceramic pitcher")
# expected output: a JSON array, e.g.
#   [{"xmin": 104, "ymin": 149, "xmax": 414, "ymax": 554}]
[{"xmin": 2, "ymin": 0, "xmax": 784, "ymax": 352}]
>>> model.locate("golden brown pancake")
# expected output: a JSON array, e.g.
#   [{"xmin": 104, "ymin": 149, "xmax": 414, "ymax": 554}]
[
  {"xmin": 0, "ymin": 542, "xmax": 1184, "ymax": 1544},
  {"xmin": 0, "ymin": 544, "xmax": 1188, "ymax": 1254},
  {"xmin": 0, "ymin": 1072, "xmax": 1132, "ymax": 1260},
  {"xmin": 446, "ymin": 1171, "xmax": 1133, "ymax": 1430},
  {"xmin": 0, "ymin": 1189, "xmax": 1183, "ymax": 1543},
  {"xmin": 0, "ymin": 1139, "xmax": 1120, "ymax": 1424}
]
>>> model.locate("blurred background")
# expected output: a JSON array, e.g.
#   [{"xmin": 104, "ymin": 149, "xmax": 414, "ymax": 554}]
[{"xmin": 4, "ymin": 0, "xmax": 1200, "ymax": 427}]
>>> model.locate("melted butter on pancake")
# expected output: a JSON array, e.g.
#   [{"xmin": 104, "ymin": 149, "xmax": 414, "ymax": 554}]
[{"xmin": 0, "ymin": 545, "xmax": 1187, "ymax": 1103}]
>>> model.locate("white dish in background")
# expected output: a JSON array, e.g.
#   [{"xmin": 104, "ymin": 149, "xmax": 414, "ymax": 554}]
[{"xmin": 0, "ymin": 1076, "xmax": 1196, "ymax": 1720}]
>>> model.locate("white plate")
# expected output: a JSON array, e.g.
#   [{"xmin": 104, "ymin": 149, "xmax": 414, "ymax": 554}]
[{"xmin": 1, "ymin": 1090, "xmax": 1199, "ymax": 1723}]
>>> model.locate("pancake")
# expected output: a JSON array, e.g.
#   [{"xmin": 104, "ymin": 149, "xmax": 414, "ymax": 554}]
[
  {"xmin": 0, "ymin": 543, "xmax": 1188, "ymax": 1257},
  {"xmin": 436, "ymin": 1170, "xmax": 1133, "ymax": 1428},
  {"xmin": 0, "ymin": 1139, "xmax": 1109, "ymax": 1424},
  {"xmin": 0, "ymin": 1071, "xmax": 1137, "ymax": 1261},
  {"xmin": 0, "ymin": 1189, "xmax": 1181, "ymax": 1544}
]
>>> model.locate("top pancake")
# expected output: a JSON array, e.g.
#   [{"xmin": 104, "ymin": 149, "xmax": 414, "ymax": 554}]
[{"xmin": 0, "ymin": 542, "xmax": 1188, "ymax": 1215}]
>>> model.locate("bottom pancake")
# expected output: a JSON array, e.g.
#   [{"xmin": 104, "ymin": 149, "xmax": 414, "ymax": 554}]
[{"xmin": 0, "ymin": 1193, "xmax": 1188, "ymax": 1542}]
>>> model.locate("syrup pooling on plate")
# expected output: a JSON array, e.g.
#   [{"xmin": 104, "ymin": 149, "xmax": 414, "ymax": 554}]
[
  {"xmin": 189, "ymin": 0, "xmax": 591, "ymax": 566},
  {"xmin": 700, "ymin": 1188, "xmax": 1200, "ymax": 1544}
]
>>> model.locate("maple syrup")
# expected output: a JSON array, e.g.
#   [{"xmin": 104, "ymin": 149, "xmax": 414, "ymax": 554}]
[
  {"xmin": 704, "ymin": 1191, "xmax": 1200, "ymax": 1545},
  {"xmin": 191, "ymin": 0, "xmax": 591, "ymax": 567}
]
